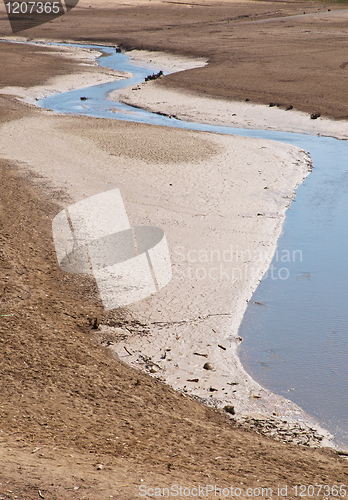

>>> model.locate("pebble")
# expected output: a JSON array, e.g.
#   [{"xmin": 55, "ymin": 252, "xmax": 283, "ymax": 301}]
[
  {"xmin": 224, "ymin": 405, "xmax": 235, "ymax": 415},
  {"xmin": 203, "ymin": 362, "xmax": 214, "ymax": 370},
  {"xmin": 235, "ymin": 416, "xmax": 326, "ymax": 447},
  {"xmin": 189, "ymin": 396, "xmax": 328, "ymax": 449}
]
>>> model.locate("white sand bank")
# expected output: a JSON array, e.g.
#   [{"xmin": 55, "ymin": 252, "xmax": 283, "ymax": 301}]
[
  {"xmin": 111, "ymin": 76, "xmax": 348, "ymax": 141},
  {"xmin": 0, "ymin": 110, "xmax": 329, "ymax": 436}
]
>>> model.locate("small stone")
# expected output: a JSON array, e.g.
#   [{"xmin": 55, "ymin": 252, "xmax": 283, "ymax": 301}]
[
  {"xmin": 310, "ymin": 113, "xmax": 321, "ymax": 120},
  {"xmin": 203, "ymin": 362, "xmax": 214, "ymax": 370},
  {"xmin": 91, "ymin": 317, "xmax": 99, "ymax": 329},
  {"xmin": 224, "ymin": 405, "xmax": 235, "ymax": 415},
  {"xmin": 96, "ymin": 464, "xmax": 103, "ymax": 470},
  {"xmin": 150, "ymin": 367, "xmax": 158, "ymax": 373}
]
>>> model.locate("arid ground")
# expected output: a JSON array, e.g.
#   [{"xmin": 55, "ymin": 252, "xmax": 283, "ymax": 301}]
[
  {"xmin": 1, "ymin": 1, "xmax": 348, "ymax": 498},
  {"xmin": 2, "ymin": 0, "xmax": 348, "ymax": 118}
]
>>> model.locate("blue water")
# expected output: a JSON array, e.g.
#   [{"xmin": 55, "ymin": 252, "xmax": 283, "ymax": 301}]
[
  {"xmin": 38, "ymin": 45, "xmax": 348, "ymax": 449},
  {"xmin": 239, "ymin": 138, "xmax": 348, "ymax": 449}
]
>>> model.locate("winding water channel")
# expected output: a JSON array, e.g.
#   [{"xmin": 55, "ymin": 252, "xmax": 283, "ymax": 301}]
[{"xmin": 38, "ymin": 44, "xmax": 348, "ymax": 449}]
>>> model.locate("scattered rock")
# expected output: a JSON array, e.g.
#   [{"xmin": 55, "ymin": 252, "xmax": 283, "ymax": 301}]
[
  {"xmin": 245, "ymin": 98, "xmax": 250, "ymax": 102},
  {"xmin": 80, "ymin": 96, "xmax": 88, "ymax": 101},
  {"xmin": 96, "ymin": 464, "xmax": 103, "ymax": 470},
  {"xmin": 145, "ymin": 70, "xmax": 163, "ymax": 82},
  {"xmin": 235, "ymin": 416, "xmax": 328, "ymax": 447},
  {"xmin": 187, "ymin": 378, "xmax": 199, "ymax": 382},
  {"xmin": 218, "ymin": 344, "xmax": 226, "ymax": 350},
  {"xmin": 91, "ymin": 317, "xmax": 99, "ymax": 329},
  {"xmin": 285, "ymin": 105, "xmax": 293, "ymax": 110},
  {"xmin": 209, "ymin": 387, "xmax": 217, "ymax": 392},
  {"xmin": 310, "ymin": 113, "xmax": 321, "ymax": 120},
  {"xmin": 203, "ymin": 362, "xmax": 214, "ymax": 370},
  {"xmin": 150, "ymin": 367, "xmax": 158, "ymax": 373},
  {"xmin": 224, "ymin": 405, "xmax": 235, "ymax": 415},
  {"xmin": 194, "ymin": 352, "xmax": 208, "ymax": 358}
]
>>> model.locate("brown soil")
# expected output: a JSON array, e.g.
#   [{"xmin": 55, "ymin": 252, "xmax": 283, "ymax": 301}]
[
  {"xmin": 1, "ymin": 7, "xmax": 348, "ymax": 499},
  {"xmin": 0, "ymin": 43, "xmax": 92, "ymax": 88},
  {"xmin": 1, "ymin": 1, "xmax": 347, "ymax": 118}
]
